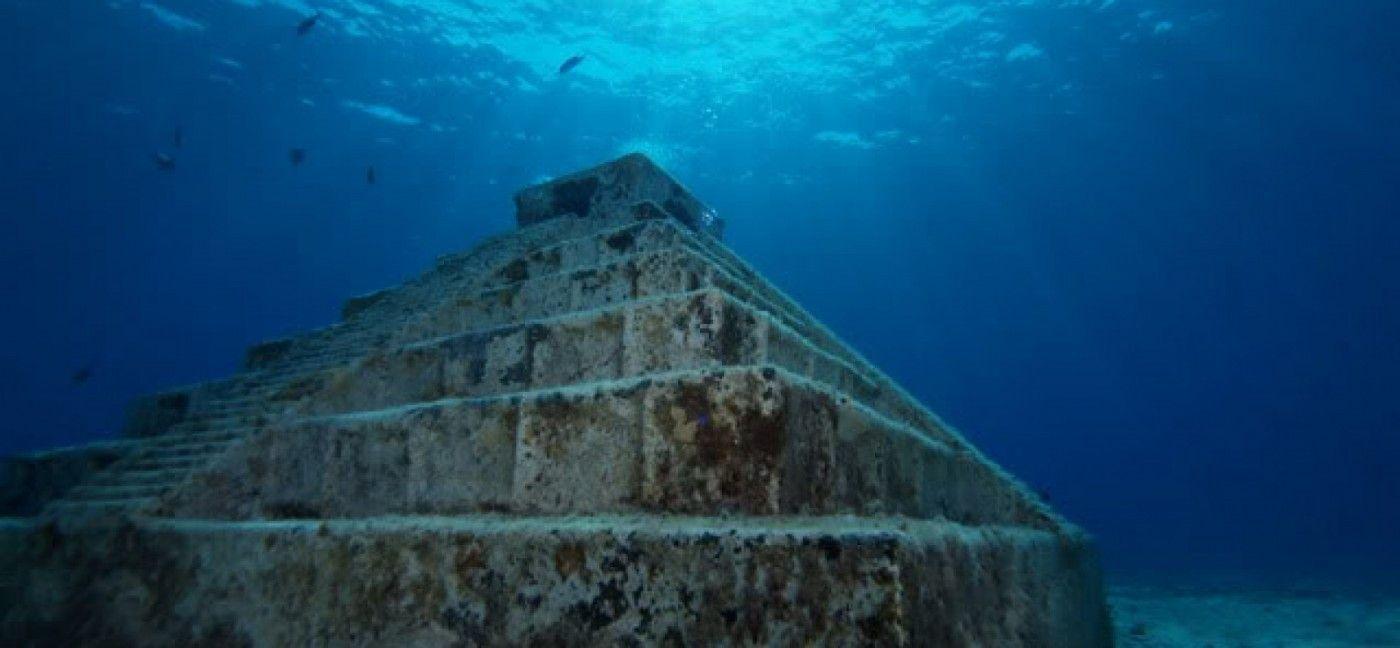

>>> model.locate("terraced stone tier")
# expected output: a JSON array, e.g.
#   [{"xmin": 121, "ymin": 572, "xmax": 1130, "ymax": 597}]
[
  {"xmin": 0, "ymin": 515, "xmax": 1109, "ymax": 647},
  {"xmin": 241, "ymin": 209, "xmax": 681, "ymax": 376},
  {"xmin": 283, "ymin": 288, "xmax": 955, "ymax": 452},
  {"xmin": 394, "ymin": 217, "xmax": 973, "ymax": 449},
  {"xmin": 397, "ymin": 242, "xmax": 879, "ymax": 389},
  {"xmin": 154, "ymin": 366, "xmax": 1054, "ymax": 531},
  {"xmin": 466, "ymin": 217, "xmax": 867, "ymax": 373}
]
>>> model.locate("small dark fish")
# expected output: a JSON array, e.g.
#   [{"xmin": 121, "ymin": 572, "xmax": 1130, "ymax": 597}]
[
  {"xmin": 172, "ymin": 127, "xmax": 183, "ymax": 149},
  {"xmin": 296, "ymin": 12, "xmax": 321, "ymax": 36},
  {"xmin": 366, "ymin": 165, "xmax": 376, "ymax": 184},
  {"xmin": 289, "ymin": 148, "xmax": 306, "ymax": 166},
  {"xmin": 153, "ymin": 152, "xmax": 175, "ymax": 170},
  {"xmin": 71, "ymin": 364, "xmax": 96, "ymax": 384},
  {"xmin": 558, "ymin": 54, "xmax": 585, "ymax": 75},
  {"xmin": 1035, "ymin": 487, "xmax": 1053, "ymax": 504}
]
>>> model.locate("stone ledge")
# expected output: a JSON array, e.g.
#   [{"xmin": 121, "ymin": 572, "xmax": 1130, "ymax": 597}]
[
  {"xmin": 155, "ymin": 365, "xmax": 1054, "ymax": 531},
  {"xmin": 0, "ymin": 513, "xmax": 1107, "ymax": 646},
  {"xmin": 288, "ymin": 287, "xmax": 958, "ymax": 453}
]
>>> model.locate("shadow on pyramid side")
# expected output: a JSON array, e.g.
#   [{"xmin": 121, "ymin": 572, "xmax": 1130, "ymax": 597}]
[{"xmin": 0, "ymin": 154, "xmax": 1112, "ymax": 646}]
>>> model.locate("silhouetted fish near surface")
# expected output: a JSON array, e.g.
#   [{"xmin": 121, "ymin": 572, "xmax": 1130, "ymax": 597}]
[
  {"xmin": 558, "ymin": 54, "xmax": 585, "ymax": 75},
  {"xmin": 71, "ymin": 363, "xmax": 97, "ymax": 385},
  {"xmin": 289, "ymin": 148, "xmax": 306, "ymax": 166},
  {"xmin": 366, "ymin": 165, "xmax": 376, "ymax": 184},
  {"xmin": 153, "ymin": 152, "xmax": 175, "ymax": 170},
  {"xmin": 296, "ymin": 12, "xmax": 321, "ymax": 36}
]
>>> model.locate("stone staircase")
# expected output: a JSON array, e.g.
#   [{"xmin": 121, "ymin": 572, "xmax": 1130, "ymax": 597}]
[
  {"xmin": 37, "ymin": 201, "xmax": 699, "ymax": 518},
  {"xmin": 44, "ymin": 379, "xmax": 271, "ymax": 515}
]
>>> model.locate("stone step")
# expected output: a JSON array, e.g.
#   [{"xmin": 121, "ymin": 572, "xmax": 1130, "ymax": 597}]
[
  {"xmin": 395, "ymin": 245, "xmax": 730, "ymax": 344},
  {"xmin": 528, "ymin": 219, "xmax": 968, "ymax": 453},
  {"xmin": 477, "ymin": 217, "xmax": 685, "ymax": 291},
  {"xmin": 231, "ymin": 216, "xmax": 639, "ymax": 379},
  {"xmin": 140, "ymin": 442, "xmax": 232, "ymax": 461},
  {"xmin": 230, "ymin": 213, "xmax": 661, "ymax": 384},
  {"xmin": 141, "ymin": 429, "xmax": 250, "ymax": 446},
  {"xmin": 481, "ymin": 215, "xmax": 877, "ymax": 386},
  {"xmin": 392, "ymin": 242, "xmax": 947, "ymax": 447},
  {"xmin": 657, "ymin": 219, "xmax": 965, "ymax": 444},
  {"xmin": 42, "ymin": 513, "xmax": 1105, "ymax": 646},
  {"xmin": 200, "ymin": 393, "xmax": 275, "ymax": 407},
  {"xmin": 66, "ymin": 482, "xmax": 174, "ymax": 501},
  {"xmin": 179, "ymin": 417, "xmax": 253, "ymax": 431},
  {"xmin": 44, "ymin": 497, "xmax": 153, "ymax": 515},
  {"xmin": 290, "ymin": 288, "xmax": 942, "ymax": 447},
  {"xmin": 393, "ymin": 238, "xmax": 861, "ymax": 393},
  {"xmin": 255, "ymin": 358, "xmax": 361, "ymax": 383},
  {"xmin": 88, "ymin": 468, "xmax": 188, "ymax": 487},
  {"xmin": 473, "ymin": 217, "xmax": 803, "ymax": 342},
  {"xmin": 171, "ymin": 419, "xmax": 260, "ymax": 434},
  {"xmin": 126, "ymin": 456, "xmax": 206, "ymax": 472},
  {"xmin": 160, "ymin": 365, "xmax": 1054, "ymax": 532},
  {"xmin": 187, "ymin": 409, "xmax": 258, "ymax": 421}
]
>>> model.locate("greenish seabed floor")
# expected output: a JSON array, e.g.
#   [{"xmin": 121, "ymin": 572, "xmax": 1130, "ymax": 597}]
[{"xmin": 1110, "ymin": 582, "xmax": 1400, "ymax": 647}]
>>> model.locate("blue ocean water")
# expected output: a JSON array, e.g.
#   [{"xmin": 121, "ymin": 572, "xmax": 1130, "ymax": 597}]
[{"xmin": 1, "ymin": 0, "xmax": 1397, "ymax": 596}]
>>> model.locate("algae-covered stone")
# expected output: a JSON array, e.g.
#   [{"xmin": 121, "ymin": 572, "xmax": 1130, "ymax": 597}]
[{"xmin": 1, "ymin": 154, "xmax": 1110, "ymax": 646}]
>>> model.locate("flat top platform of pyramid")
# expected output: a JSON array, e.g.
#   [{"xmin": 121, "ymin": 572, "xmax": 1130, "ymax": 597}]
[
  {"xmin": 0, "ymin": 154, "xmax": 1110, "ymax": 646},
  {"xmin": 514, "ymin": 152, "xmax": 725, "ymax": 239}
]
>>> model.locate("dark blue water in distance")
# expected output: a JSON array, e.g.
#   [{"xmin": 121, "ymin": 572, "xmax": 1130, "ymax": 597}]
[{"xmin": 3, "ymin": 0, "xmax": 1398, "ymax": 592}]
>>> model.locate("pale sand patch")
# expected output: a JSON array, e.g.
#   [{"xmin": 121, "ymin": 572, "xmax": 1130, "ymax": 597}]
[{"xmin": 1111, "ymin": 583, "xmax": 1400, "ymax": 647}]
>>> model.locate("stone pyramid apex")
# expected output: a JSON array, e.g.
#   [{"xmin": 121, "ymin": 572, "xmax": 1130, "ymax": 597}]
[{"xmin": 514, "ymin": 153, "xmax": 724, "ymax": 239}]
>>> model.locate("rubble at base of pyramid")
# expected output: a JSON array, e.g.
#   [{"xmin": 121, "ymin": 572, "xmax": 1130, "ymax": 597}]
[{"xmin": 0, "ymin": 154, "xmax": 1112, "ymax": 646}]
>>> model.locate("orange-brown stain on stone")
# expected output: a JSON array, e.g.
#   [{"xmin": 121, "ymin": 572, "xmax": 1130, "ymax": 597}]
[
  {"xmin": 554, "ymin": 542, "xmax": 587, "ymax": 578},
  {"xmin": 454, "ymin": 542, "xmax": 487, "ymax": 577}
]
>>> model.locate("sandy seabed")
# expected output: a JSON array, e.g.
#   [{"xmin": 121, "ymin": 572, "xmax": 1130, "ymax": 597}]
[{"xmin": 1109, "ymin": 582, "xmax": 1400, "ymax": 647}]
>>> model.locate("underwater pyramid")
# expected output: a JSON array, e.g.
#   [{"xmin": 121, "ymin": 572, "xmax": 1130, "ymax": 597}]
[{"xmin": 0, "ymin": 154, "xmax": 1111, "ymax": 645}]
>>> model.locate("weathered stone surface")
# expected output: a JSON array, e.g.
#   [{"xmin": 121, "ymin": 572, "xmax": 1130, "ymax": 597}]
[
  {"xmin": 0, "ymin": 444, "xmax": 132, "ymax": 516},
  {"xmin": 514, "ymin": 153, "xmax": 724, "ymax": 239},
  {"xmin": 156, "ymin": 366, "xmax": 1054, "ymax": 531},
  {"xmin": 342, "ymin": 286, "xmax": 394, "ymax": 321},
  {"xmin": 2, "ymin": 154, "xmax": 1110, "ymax": 645},
  {"xmin": 121, "ymin": 389, "xmax": 193, "ymax": 438},
  {"xmin": 0, "ymin": 515, "xmax": 1108, "ymax": 647},
  {"xmin": 288, "ymin": 287, "xmax": 967, "ymax": 456}
]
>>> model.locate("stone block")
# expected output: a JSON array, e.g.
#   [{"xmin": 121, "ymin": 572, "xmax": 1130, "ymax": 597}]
[
  {"xmin": 483, "ymin": 220, "xmax": 687, "ymax": 292},
  {"xmin": 529, "ymin": 312, "xmax": 625, "ymax": 387},
  {"xmin": 163, "ymin": 401, "xmax": 521, "ymax": 519},
  {"xmin": 514, "ymin": 153, "xmax": 724, "ymax": 239},
  {"xmin": 514, "ymin": 390, "xmax": 641, "ymax": 512},
  {"xmin": 305, "ymin": 345, "xmax": 446, "ymax": 416},
  {"xmin": 639, "ymin": 369, "xmax": 789, "ymax": 514},
  {"xmin": 404, "ymin": 399, "xmax": 517, "ymax": 513},
  {"xmin": 622, "ymin": 290, "xmax": 762, "ymax": 375}
]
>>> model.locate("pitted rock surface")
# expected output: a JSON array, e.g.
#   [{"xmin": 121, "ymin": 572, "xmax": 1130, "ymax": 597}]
[{"xmin": 0, "ymin": 154, "xmax": 1110, "ymax": 646}]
